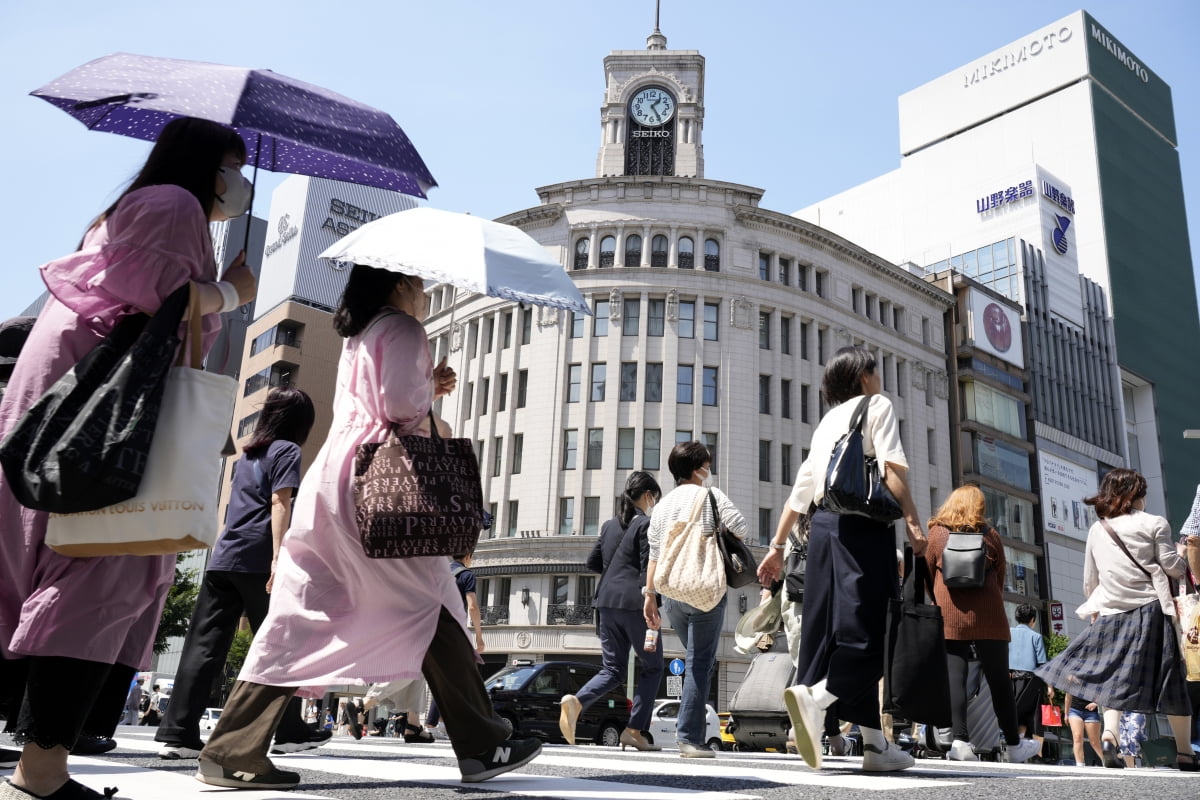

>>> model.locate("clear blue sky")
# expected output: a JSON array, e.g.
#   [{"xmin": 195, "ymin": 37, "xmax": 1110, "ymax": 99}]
[{"xmin": 1, "ymin": 1, "xmax": 1197, "ymax": 321}]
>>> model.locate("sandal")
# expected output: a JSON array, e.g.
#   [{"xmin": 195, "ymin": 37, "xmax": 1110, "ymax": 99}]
[
  {"xmin": 1177, "ymin": 752, "xmax": 1199, "ymax": 772},
  {"xmin": 1100, "ymin": 731, "xmax": 1124, "ymax": 769},
  {"xmin": 403, "ymin": 725, "xmax": 434, "ymax": 744},
  {"xmin": 1, "ymin": 779, "xmax": 118, "ymax": 799}
]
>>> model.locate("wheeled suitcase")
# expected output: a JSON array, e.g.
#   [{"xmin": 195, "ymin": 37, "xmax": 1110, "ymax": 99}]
[
  {"xmin": 728, "ymin": 634, "xmax": 795, "ymax": 751},
  {"xmin": 922, "ymin": 660, "xmax": 1003, "ymax": 758}
]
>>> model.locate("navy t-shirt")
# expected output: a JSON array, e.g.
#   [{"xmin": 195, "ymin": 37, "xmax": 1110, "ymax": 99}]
[
  {"xmin": 450, "ymin": 561, "xmax": 476, "ymax": 610},
  {"xmin": 207, "ymin": 440, "xmax": 302, "ymax": 573}
]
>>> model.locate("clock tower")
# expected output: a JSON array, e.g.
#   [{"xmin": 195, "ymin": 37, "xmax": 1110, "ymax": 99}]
[{"xmin": 595, "ymin": 20, "xmax": 704, "ymax": 178}]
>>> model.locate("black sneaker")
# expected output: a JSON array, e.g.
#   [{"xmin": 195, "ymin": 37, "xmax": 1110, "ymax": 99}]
[
  {"xmin": 458, "ymin": 737, "xmax": 541, "ymax": 783},
  {"xmin": 196, "ymin": 757, "xmax": 300, "ymax": 790},
  {"xmin": 271, "ymin": 729, "xmax": 333, "ymax": 754},
  {"xmin": 70, "ymin": 736, "xmax": 117, "ymax": 756}
]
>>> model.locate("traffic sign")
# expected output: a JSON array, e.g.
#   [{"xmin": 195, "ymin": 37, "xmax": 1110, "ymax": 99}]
[
  {"xmin": 669, "ymin": 658, "xmax": 685, "ymax": 676},
  {"xmin": 666, "ymin": 675, "xmax": 683, "ymax": 697}
]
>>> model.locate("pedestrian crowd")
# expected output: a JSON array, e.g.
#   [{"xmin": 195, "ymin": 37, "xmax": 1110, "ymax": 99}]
[{"xmin": 0, "ymin": 117, "xmax": 1197, "ymax": 800}]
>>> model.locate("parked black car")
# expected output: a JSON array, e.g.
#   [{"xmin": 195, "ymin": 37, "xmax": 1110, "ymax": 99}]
[{"xmin": 485, "ymin": 661, "xmax": 631, "ymax": 746}]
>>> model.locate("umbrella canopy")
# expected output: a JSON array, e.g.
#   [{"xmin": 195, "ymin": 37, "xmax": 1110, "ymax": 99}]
[
  {"xmin": 32, "ymin": 52, "xmax": 436, "ymax": 198},
  {"xmin": 318, "ymin": 207, "xmax": 589, "ymax": 314}
]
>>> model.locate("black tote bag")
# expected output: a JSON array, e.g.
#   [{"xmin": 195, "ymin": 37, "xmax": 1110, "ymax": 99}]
[
  {"xmin": 882, "ymin": 548, "xmax": 952, "ymax": 727},
  {"xmin": 708, "ymin": 490, "xmax": 758, "ymax": 588},
  {"xmin": 0, "ymin": 283, "xmax": 190, "ymax": 513},
  {"xmin": 823, "ymin": 396, "xmax": 903, "ymax": 523}
]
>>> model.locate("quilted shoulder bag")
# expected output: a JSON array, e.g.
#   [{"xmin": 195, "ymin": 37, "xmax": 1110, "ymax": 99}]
[
  {"xmin": 822, "ymin": 395, "xmax": 903, "ymax": 522},
  {"xmin": 941, "ymin": 530, "xmax": 987, "ymax": 588},
  {"xmin": 655, "ymin": 490, "xmax": 726, "ymax": 611}
]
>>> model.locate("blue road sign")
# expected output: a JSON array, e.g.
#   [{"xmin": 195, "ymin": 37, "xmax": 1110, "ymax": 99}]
[{"xmin": 669, "ymin": 658, "xmax": 685, "ymax": 676}]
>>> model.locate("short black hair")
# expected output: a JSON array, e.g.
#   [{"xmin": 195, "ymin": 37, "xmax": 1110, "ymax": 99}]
[
  {"xmin": 1015, "ymin": 603, "xmax": 1037, "ymax": 625},
  {"xmin": 668, "ymin": 441, "xmax": 710, "ymax": 484},
  {"xmin": 821, "ymin": 346, "xmax": 877, "ymax": 406}
]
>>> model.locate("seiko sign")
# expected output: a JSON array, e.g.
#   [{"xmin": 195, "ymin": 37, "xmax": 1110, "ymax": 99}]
[
  {"xmin": 632, "ymin": 130, "xmax": 672, "ymax": 138},
  {"xmin": 321, "ymin": 198, "xmax": 384, "ymax": 237},
  {"xmin": 962, "ymin": 26, "xmax": 1073, "ymax": 88}
]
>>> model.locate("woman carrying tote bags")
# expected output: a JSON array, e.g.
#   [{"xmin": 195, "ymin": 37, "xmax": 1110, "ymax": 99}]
[
  {"xmin": 1035, "ymin": 468, "xmax": 1195, "ymax": 770},
  {"xmin": 643, "ymin": 442, "xmax": 748, "ymax": 758},
  {"xmin": 0, "ymin": 118, "xmax": 256, "ymax": 800},
  {"xmin": 757, "ymin": 346, "xmax": 927, "ymax": 772},
  {"xmin": 197, "ymin": 266, "xmax": 541, "ymax": 790},
  {"xmin": 924, "ymin": 486, "xmax": 1039, "ymax": 763}
]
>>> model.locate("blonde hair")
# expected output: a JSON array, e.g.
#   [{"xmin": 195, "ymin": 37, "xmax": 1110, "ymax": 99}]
[{"xmin": 928, "ymin": 485, "xmax": 987, "ymax": 531}]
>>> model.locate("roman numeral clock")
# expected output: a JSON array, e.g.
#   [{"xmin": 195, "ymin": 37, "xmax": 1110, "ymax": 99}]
[{"xmin": 625, "ymin": 86, "xmax": 676, "ymax": 175}]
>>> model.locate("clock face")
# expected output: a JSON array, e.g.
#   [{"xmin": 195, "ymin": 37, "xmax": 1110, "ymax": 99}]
[{"xmin": 630, "ymin": 87, "xmax": 675, "ymax": 127}]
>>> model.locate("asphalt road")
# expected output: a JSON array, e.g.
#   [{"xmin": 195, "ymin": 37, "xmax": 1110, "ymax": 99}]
[{"xmin": 9, "ymin": 726, "xmax": 1200, "ymax": 800}]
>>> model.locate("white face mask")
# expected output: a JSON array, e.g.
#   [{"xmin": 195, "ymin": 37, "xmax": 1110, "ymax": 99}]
[
  {"xmin": 697, "ymin": 468, "xmax": 713, "ymax": 489},
  {"xmin": 215, "ymin": 166, "xmax": 253, "ymax": 218}
]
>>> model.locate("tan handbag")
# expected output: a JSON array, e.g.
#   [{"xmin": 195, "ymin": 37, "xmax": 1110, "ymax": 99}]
[{"xmin": 654, "ymin": 489, "xmax": 727, "ymax": 611}]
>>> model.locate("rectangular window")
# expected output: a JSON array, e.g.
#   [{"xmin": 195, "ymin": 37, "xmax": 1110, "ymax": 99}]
[
  {"xmin": 676, "ymin": 430, "xmax": 692, "ymax": 444},
  {"xmin": 593, "ymin": 300, "xmax": 610, "ymax": 336},
  {"xmin": 558, "ymin": 499, "xmax": 574, "ymax": 536},
  {"xmin": 645, "ymin": 363, "xmax": 663, "ymax": 402},
  {"xmin": 800, "ymin": 321, "xmax": 810, "ymax": 360},
  {"xmin": 620, "ymin": 362, "xmax": 638, "ymax": 401},
  {"xmin": 617, "ymin": 428, "xmax": 635, "ymax": 469},
  {"xmin": 779, "ymin": 257, "xmax": 791, "ymax": 286},
  {"xmin": 590, "ymin": 363, "xmax": 607, "ymax": 402},
  {"xmin": 702, "ymin": 366, "xmax": 718, "ymax": 406},
  {"xmin": 758, "ymin": 440, "xmax": 771, "ymax": 482},
  {"xmin": 797, "ymin": 264, "xmax": 808, "ymax": 292},
  {"xmin": 759, "ymin": 375, "xmax": 771, "ymax": 414},
  {"xmin": 498, "ymin": 373, "xmax": 508, "ymax": 412},
  {"xmin": 678, "ymin": 301, "xmax": 695, "ymax": 338},
  {"xmin": 643, "ymin": 429, "xmax": 661, "ymax": 470},
  {"xmin": 927, "ymin": 428, "xmax": 937, "ymax": 465},
  {"xmin": 492, "ymin": 436, "xmax": 503, "ymax": 477},
  {"xmin": 583, "ymin": 497, "xmax": 601, "ymax": 536},
  {"xmin": 586, "ymin": 428, "xmax": 603, "ymax": 469},
  {"xmin": 780, "ymin": 316, "xmax": 791, "ymax": 355},
  {"xmin": 502, "ymin": 311, "xmax": 513, "ymax": 349},
  {"xmin": 781, "ymin": 443, "xmax": 792, "ymax": 484},
  {"xmin": 567, "ymin": 364, "xmax": 581, "ymax": 402},
  {"xmin": 852, "ymin": 286, "xmax": 862, "ymax": 315},
  {"xmin": 703, "ymin": 302, "xmax": 719, "ymax": 341},
  {"xmin": 781, "ymin": 379, "xmax": 791, "ymax": 419},
  {"xmin": 648, "ymin": 299, "xmax": 665, "ymax": 336},
  {"xmin": 817, "ymin": 327, "xmax": 827, "ymax": 365},
  {"xmin": 759, "ymin": 252, "xmax": 770, "ymax": 281},
  {"xmin": 962, "ymin": 382, "xmax": 1026, "ymax": 438},
  {"xmin": 815, "ymin": 270, "xmax": 827, "ymax": 298},
  {"xmin": 622, "ymin": 298, "xmax": 640, "ymax": 336},
  {"xmin": 480, "ymin": 377, "xmax": 490, "ymax": 415},
  {"xmin": 893, "ymin": 307, "xmax": 903, "ymax": 332},
  {"xmin": 462, "ymin": 383, "xmax": 473, "ymax": 422},
  {"xmin": 563, "ymin": 429, "xmax": 578, "ymax": 469},
  {"xmin": 801, "ymin": 383, "xmax": 811, "ymax": 423},
  {"xmin": 703, "ymin": 432, "xmax": 719, "ymax": 474},
  {"xmin": 521, "ymin": 308, "xmax": 532, "ymax": 345},
  {"xmin": 570, "ymin": 311, "xmax": 584, "ymax": 338},
  {"xmin": 553, "ymin": 575, "xmax": 569, "ymax": 604},
  {"xmin": 517, "ymin": 370, "xmax": 528, "ymax": 408},
  {"xmin": 507, "ymin": 500, "xmax": 518, "ymax": 538},
  {"xmin": 677, "ymin": 365, "xmax": 694, "ymax": 403},
  {"xmin": 483, "ymin": 317, "xmax": 494, "ymax": 354},
  {"xmin": 758, "ymin": 508, "xmax": 773, "ymax": 546},
  {"xmin": 468, "ymin": 321, "xmax": 478, "ymax": 355},
  {"xmin": 759, "ymin": 311, "xmax": 771, "ymax": 350},
  {"xmin": 577, "ymin": 575, "xmax": 595, "ymax": 606},
  {"xmin": 512, "ymin": 433, "xmax": 524, "ymax": 474}
]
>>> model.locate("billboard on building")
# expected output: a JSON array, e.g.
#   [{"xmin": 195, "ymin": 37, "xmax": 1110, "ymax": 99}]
[
  {"xmin": 1036, "ymin": 167, "xmax": 1084, "ymax": 328},
  {"xmin": 1039, "ymin": 451, "xmax": 1097, "ymax": 541},
  {"xmin": 966, "ymin": 287, "xmax": 1023, "ymax": 368}
]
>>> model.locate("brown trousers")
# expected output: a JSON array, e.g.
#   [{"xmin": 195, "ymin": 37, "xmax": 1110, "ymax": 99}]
[{"xmin": 202, "ymin": 606, "xmax": 507, "ymax": 770}]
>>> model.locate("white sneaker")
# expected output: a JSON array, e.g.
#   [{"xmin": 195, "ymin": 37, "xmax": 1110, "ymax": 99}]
[
  {"xmin": 158, "ymin": 744, "xmax": 202, "ymax": 759},
  {"xmin": 1001, "ymin": 738, "xmax": 1040, "ymax": 763},
  {"xmin": 862, "ymin": 742, "xmax": 915, "ymax": 772},
  {"xmin": 948, "ymin": 739, "xmax": 979, "ymax": 761},
  {"xmin": 782, "ymin": 686, "xmax": 822, "ymax": 769}
]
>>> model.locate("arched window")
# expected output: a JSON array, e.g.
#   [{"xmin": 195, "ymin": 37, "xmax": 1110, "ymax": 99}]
[
  {"xmin": 704, "ymin": 238, "xmax": 720, "ymax": 271},
  {"xmin": 678, "ymin": 236, "xmax": 694, "ymax": 269},
  {"xmin": 625, "ymin": 234, "xmax": 642, "ymax": 266},
  {"xmin": 574, "ymin": 238, "xmax": 589, "ymax": 270},
  {"xmin": 651, "ymin": 234, "xmax": 668, "ymax": 268},
  {"xmin": 599, "ymin": 235, "xmax": 616, "ymax": 268}
]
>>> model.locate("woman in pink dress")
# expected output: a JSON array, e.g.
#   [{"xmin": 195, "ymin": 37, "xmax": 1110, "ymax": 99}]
[
  {"xmin": 197, "ymin": 265, "xmax": 542, "ymax": 791},
  {"xmin": 0, "ymin": 117, "xmax": 256, "ymax": 800}
]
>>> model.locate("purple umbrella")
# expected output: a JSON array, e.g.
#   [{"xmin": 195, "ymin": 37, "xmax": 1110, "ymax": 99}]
[{"xmin": 31, "ymin": 52, "xmax": 437, "ymax": 199}]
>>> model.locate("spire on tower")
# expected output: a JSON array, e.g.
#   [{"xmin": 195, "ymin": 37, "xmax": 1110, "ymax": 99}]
[{"xmin": 647, "ymin": 0, "xmax": 667, "ymax": 50}]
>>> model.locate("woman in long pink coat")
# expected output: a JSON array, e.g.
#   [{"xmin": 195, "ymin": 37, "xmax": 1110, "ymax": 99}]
[
  {"xmin": 197, "ymin": 265, "xmax": 542, "ymax": 791},
  {"xmin": 0, "ymin": 118, "xmax": 256, "ymax": 800}
]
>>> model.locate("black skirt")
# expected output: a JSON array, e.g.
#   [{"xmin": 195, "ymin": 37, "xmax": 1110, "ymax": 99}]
[{"xmin": 1035, "ymin": 600, "xmax": 1191, "ymax": 716}]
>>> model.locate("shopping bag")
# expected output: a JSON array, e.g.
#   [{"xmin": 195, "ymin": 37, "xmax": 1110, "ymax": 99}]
[
  {"xmin": 882, "ymin": 548, "xmax": 952, "ymax": 727},
  {"xmin": 1173, "ymin": 582, "xmax": 1200, "ymax": 681},
  {"xmin": 46, "ymin": 286, "xmax": 235, "ymax": 555},
  {"xmin": 353, "ymin": 412, "xmax": 484, "ymax": 559},
  {"xmin": 1040, "ymin": 704, "xmax": 1063, "ymax": 727},
  {"xmin": 0, "ymin": 284, "xmax": 190, "ymax": 513},
  {"xmin": 655, "ymin": 490, "xmax": 726, "ymax": 611}
]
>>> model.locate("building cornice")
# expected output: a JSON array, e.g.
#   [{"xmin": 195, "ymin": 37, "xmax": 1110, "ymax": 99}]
[{"xmin": 494, "ymin": 203, "xmax": 563, "ymax": 230}]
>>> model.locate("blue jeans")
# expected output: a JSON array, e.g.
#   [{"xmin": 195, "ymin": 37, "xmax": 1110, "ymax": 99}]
[{"xmin": 664, "ymin": 594, "xmax": 726, "ymax": 746}]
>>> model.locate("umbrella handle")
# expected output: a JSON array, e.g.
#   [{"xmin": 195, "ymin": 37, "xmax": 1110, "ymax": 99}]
[{"xmin": 242, "ymin": 133, "xmax": 262, "ymax": 253}]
